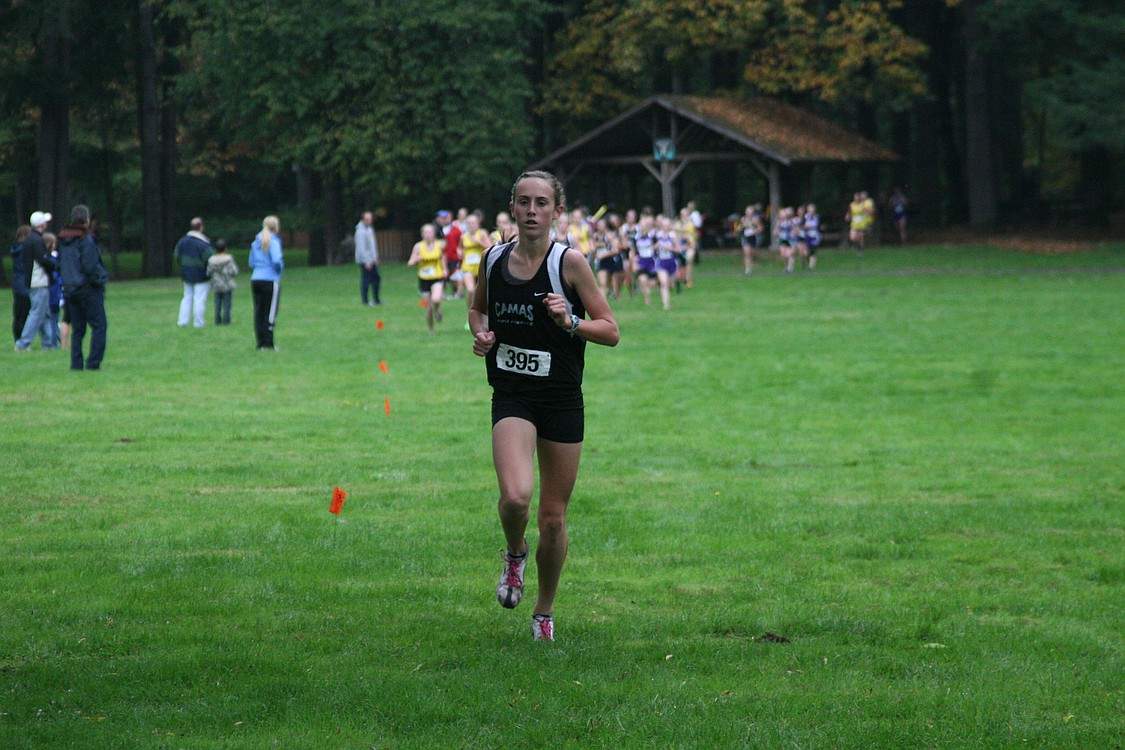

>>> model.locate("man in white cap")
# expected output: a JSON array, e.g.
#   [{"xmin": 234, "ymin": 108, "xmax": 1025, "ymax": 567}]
[{"xmin": 14, "ymin": 210, "xmax": 58, "ymax": 351}]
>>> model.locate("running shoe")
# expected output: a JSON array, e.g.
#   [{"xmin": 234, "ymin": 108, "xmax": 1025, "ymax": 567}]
[
  {"xmin": 496, "ymin": 546, "xmax": 527, "ymax": 609},
  {"xmin": 531, "ymin": 614, "xmax": 554, "ymax": 641}
]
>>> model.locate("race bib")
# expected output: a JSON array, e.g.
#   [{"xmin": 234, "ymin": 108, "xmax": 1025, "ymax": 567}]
[
  {"xmin": 464, "ymin": 252, "xmax": 481, "ymax": 267},
  {"xmin": 496, "ymin": 343, "xmax": 551, "ymax": 377}
]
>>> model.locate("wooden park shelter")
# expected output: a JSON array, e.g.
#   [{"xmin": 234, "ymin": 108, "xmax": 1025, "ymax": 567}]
[{"xmin": 531, "ymin": 95, "xmax": 898, "ymax": 248}]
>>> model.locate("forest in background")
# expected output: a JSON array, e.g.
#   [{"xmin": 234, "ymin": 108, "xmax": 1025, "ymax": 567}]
[{"xmin": 1, "ymin": 0, "xmax": 1122, "ymax": 277}]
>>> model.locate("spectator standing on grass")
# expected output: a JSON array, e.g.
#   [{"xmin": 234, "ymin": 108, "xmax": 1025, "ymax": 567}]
[
  {"xmin": 57, "ymin": 205, "xmax": 108, "ymax": 371},
  {"xmin": 10, "ymin": 225, "xmax": 32, "ymax": 343},
  {"xmin": 889, "ymin": 188, "xmax": 909, "ymax": 244},
  {"xmin": 206, "ymin": 239, "xmax": 238, "ymax": 325},
  {"xmin": 249, "ymin": 215, "xmax": 283, "ymax": 351},
  {"xmin": 470, "ymin": 170, "xmax": 619, "ymax": 642},
  {"xmin": 355, "ymin": 211, "xmax": 381, "ymax": 306},
  {"xmin": 45, "ymin": 233, "xmax": 62, "ymax": 344},
  {"xmin": 174, "ymin": 217, "xmax": 213, "ymax": 328},
  {"xmin": 15, "ymin": 211, "xmax": 58, "ymax": 352},
  {"xmin": 53, "ymin": 248, "xmax": 71, "ymax": 352}
]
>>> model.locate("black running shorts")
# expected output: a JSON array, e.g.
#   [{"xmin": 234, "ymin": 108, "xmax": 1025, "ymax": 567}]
[{"xmin": 491, "ymin": 390, "xmax": 584, "ymax": 444}]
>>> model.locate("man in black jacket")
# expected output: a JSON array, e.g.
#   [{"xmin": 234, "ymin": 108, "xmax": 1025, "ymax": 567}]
[
  {"xmin": 57, "ymin": 205, "xmax": 108, "ymax": 371},
  {"xmin": 14, "ymin": 211, "xmax": 57, "ymax": 351},
  {"xmin": 174, "ymin": 217, "xmax": 213, "ymax": 327}
]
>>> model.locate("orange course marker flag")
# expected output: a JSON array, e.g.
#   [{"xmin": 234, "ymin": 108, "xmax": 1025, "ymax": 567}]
[
  {"xmin": 376, "ymin": 320, "xmax": 384, "ymax": 330},
  {"xmin": 384, "ymin": 397, "xmax": 391, "ymax": 415},
  {"xmin": 419, "ymin": 298, "xmax": 427, "ymax": 309},
  {"xmin": 330, "ymin": 486, "xmax": 347, "ymax": 515},
  {"xmin": 378, "ymin": 360, "xmax": 389, "ymax": 374}
]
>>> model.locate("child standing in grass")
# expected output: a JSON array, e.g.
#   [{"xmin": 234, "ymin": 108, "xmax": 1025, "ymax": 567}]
[
  {"xmin": 470, "ymin": 170, "xmax": 620, "ymax": 642},
  {"xmin": 206, "ymin": 239, "xmax": 238, "ymax": 326}
]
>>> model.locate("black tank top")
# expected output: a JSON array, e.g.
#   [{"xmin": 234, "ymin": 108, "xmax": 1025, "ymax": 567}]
[{"xmin": 484, "ymin": 241, "xmax": 586, "ymax": 395}]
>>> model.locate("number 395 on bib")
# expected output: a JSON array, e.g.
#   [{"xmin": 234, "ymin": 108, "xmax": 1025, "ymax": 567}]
[{"xmin": 496, "ymin": 343, "xmax": 552, "ymax": 377}]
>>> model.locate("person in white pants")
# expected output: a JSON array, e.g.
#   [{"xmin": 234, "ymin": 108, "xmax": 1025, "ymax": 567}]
[{"xmin": 174, "ymin": 218, "xmax": 213, "ymax": 327}]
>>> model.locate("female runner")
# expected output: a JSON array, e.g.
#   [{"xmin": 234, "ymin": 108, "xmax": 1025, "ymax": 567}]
[
  {"xmin": 654, "ymin": 215, "xmax": 678, "ymax": 309},
  {"xmin": 777, "ymin": 207, "xmax": 796, "ymax": 274},
  {"xmin": 469, "ymin": 170, "xmax": 619, "ymax": 642},
  {"xmin": 630, "ymin": 214, "xmax": 657, "ymax": 305},
  {"xmin": 676, "ymin": 208, "xmax": 697, "ymax": 289},
  {"xmin": 491, "ymin": 211, "xmax": 517, "ymax": 245},
  {"xmin": 593, "ymin": 217, "xmax": 622, "ymax": 299},
  {"xmin": 407, "ymin": 223, "xmax": 445, "ymax": 332},
  {"xmin": 801, "ymin": 204, "xmax": 821, "ymax": 270},
  {"xmin": 459, "ymin": 213, "xmax": 492, "ymax": 311}
]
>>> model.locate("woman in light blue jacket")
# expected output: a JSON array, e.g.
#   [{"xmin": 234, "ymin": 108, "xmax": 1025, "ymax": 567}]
[{"xmin": 249, "ymin": 215, "xmax": 284, "ymax": 350}]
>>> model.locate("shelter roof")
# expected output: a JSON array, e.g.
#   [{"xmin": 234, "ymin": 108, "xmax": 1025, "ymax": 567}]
[{"xmin": 534, "ymin": 94, "xmax": 898, "ymax": 168}]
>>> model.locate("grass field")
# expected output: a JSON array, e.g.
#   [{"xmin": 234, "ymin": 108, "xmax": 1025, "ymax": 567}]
[{"xmin": 2, "ymin": 244, "xmax": 1123, "ymax": 749}]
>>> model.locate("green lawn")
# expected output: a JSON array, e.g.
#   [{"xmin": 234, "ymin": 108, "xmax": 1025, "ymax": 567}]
[{"xmin": 2, "ymin": 244, "xmax": 1123, "ymax": 748}]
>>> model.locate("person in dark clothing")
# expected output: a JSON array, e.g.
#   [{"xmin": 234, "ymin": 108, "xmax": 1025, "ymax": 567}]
[
  {"xmin": 10, "ymin": 225, "xmax": 31, "ymax": 342},
  {"xmin": 15, "ymin": 212, "xmax": 58, "ymax": 351},
  {"xmin": 57, "ymin": 205, "xmax": 108, "ymax": 371},
  {"xmin": 174, "ymin": 217, "xmax": 213, "ymax": 327}
]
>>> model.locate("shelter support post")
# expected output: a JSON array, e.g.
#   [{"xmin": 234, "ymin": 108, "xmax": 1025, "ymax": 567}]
[
  {"xmin": 661, "ymin": 162, "xmax": 675, "ymax": 216},
  {"xmin": 643, "ymin": 158, "xmax": 691, "ymax": 217},
  {"xmin": 748, "ymin": 153, "xmax": 782, "ymax": 251},
  {"xmin": 768, "ymin": 161, "xmax": 781, "ymax": 251}
]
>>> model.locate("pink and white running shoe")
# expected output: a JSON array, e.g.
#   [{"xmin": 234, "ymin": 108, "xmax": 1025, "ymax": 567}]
[
  {"xmin": 496, "ymin": 547, "xmax": 527, "ymax": 609},
  {"xmin": 531, "ymin": 614, "xmax": 554, "ymax": 641}
]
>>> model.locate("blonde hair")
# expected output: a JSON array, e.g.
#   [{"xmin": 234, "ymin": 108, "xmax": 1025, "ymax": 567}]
[
  {"xmin": 43, "ymin": 232, "xmax": 57, "ymax": 251},
  {"xmin": 260, "ymin": 215, "xmax": 280, "ymax": 250}
]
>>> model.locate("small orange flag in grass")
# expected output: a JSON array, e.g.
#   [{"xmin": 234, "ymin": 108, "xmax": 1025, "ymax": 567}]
[
  {"xmin": 419, "ymin": 298, "xmax": 427, "ymax": 309},
  {"xmin": 330, "ymin": 486, "xmax": 347, "ymax": 515},
  {"xmin": 384, "ymin": 397, "xmax": 391, "ymax": 415},
  {"xmin": 376, "ymin": 320, "xmax": 384, "ymax": 330},
  {"xmin": 378, "ymin": 360, "xmax": 389, "ymax": 374}
]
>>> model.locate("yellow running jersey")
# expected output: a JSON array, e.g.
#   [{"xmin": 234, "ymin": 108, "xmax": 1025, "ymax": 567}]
[
  {"xmin": 849, "ymin": 201, "xmax": 866, "ymax": 230},
  {"xmin": 416, "ymin": 241, "xmax": 444, "ymax": 280},
  {"xmin": 461, "ymin": 231, "xmax": 488, "ymax": 276},
  {"xmin": 571, "ymin": 223, "xmax": 593, "ymax": 256}
]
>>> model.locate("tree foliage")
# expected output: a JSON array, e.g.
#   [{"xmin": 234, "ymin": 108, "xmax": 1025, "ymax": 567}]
[
  {"xmin": 543, "ymin": 0, "xmax": 928, "ymax": 123},
  {"xmin": 171, "ymin": 0, "xmax": 543, "ymax": 212},
  {"xmin": 977, "ymin": 0, "xmax": 1125, "ymax": 152}
]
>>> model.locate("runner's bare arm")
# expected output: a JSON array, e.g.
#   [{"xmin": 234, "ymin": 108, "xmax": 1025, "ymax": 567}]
[
  {"xmin": 543, "ymin": 250, "xmax": 619, "ymax": 347},
  {"xmin": 469, "ymin": 248, "xmax": 495, "ymax": 356}
]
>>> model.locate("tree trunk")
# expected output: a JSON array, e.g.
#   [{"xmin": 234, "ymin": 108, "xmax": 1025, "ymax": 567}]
[
  {"xmin": 964, "ymin": 1, "xmax": 997, "ymax": 226},
  {"xmin": 319, "ymin": 173, "xmax": 342, "ymax": 267},
  {"xmin": 99, "ymin": 124, "xmax": 124, "ymax": 276},
  {"xmin": 137, "ymin": 0, "xmax": 168, "ymax": 277},
  {"xmin": 36, "ymin": 1, "xmax": 72, "ymax": 217},
  {"xmin": 160, "ymin": 82, "xmax": 177, "ymax": 251},
  {"xmin": 300, "ymin": 169, "xmax": 326, "ymax": 265},
  {"xmin": 159, "ymin": 16, "xmax": 183, "ymax": 251}
]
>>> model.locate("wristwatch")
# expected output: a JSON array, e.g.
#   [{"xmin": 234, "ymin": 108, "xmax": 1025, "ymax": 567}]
[{"xmin": 566, "ymin": 313, "xmax": 581, "ymax": 336}]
